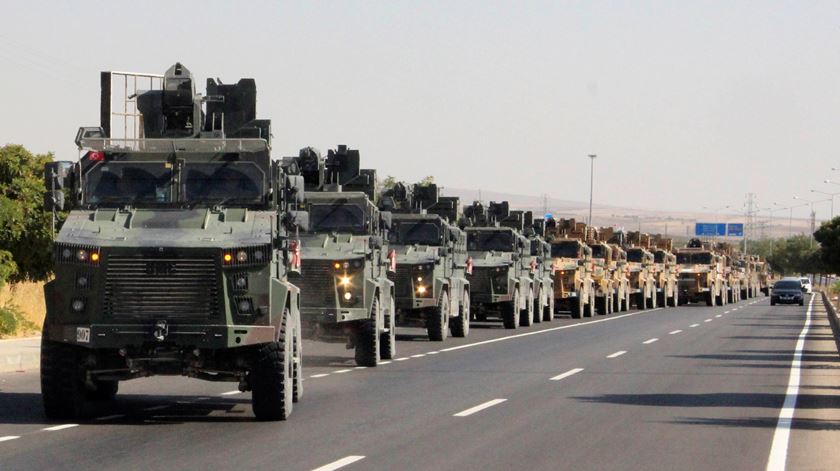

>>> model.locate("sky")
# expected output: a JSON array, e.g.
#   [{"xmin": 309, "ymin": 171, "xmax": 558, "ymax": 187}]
[{"xmin": 1, "ymin": 0, "xmax": 838, "ymax": 220}]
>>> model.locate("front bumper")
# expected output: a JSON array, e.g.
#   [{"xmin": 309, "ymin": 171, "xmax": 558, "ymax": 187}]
[
  {"xmin": 47, "ymin": 323, "xmax": 275, "ymax": 349},
  {"xmin": 395, "ymin": 297, "xmax": 437, "ymax": 310},
  {"xmin": 301, "ymin": 306, "xmax": 370, "ymax": 324}
]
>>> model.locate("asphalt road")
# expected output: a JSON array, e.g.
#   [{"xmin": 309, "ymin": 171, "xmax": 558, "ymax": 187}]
[{"xmin": 0, "ymin": 294, "xmax": 837, "ymax": 471}]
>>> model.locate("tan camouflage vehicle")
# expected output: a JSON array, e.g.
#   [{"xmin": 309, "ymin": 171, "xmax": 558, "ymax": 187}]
[
  {"xmin": 586, "ymin": 227, "xmax": 628, "ymax": 314},
  {"xmin": 650, "ymin": 234, "xmax": 679, "ymax": 307},
  {"xmin": 546, "ymin": 218, "xmax": 595, "ymax": 319},
  {"xmin": 620, "ymin": 232, "xmax": 658, "ymax": 310},
  {"xmin": 674, "ymin": 239, "xmax": 726, "ymax": 306}
]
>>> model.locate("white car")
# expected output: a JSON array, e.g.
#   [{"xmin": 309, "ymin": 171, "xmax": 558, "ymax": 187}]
[{"xmin": 800, "ymin": 277, "xmax": 813, "ymax": 294}]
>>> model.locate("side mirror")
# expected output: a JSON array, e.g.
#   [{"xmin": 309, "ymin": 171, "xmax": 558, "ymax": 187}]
[
  {"xmin": 369, "ymin": 236, "xmax": 384, "ymax": 250},
  {"xmin": 286, "ymin": 175, "xmax": 305, "ymax": 204},
  {"xmin": 44, "ymin": 190, "xmax": 65, "ymax": 211},
  {"xmin": 44, "ymin": 161, "xmax": 74, "ymax": 191},
  {"xmin": 288, "ymin": 211, "xmax": 309, "ymax": 232}
]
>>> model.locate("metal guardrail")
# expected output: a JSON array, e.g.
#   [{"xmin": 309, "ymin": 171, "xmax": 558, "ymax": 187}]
[{"xmin": 820, "ymin": 290, "xmax": 840, "ymax": 356}]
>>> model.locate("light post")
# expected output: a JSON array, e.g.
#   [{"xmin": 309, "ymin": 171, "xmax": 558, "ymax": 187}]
[
  {"xmin": 811, "ymin": 188, "xmax": 838, "ymax": 219},
  {"xmin": 587, "ymin": 154, "xmax": 596, "ymax": 239},
  {"xmin": 793, "ymin": 195, "xmax": 820, "ymax": 248}
]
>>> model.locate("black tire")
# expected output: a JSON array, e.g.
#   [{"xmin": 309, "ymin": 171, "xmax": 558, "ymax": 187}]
[
  {"xmin": 450, "ymin": 290, "xmax": 470, "ymax": 337},
  {"xmin": 771, "ymin": 298, "xmax": 777, "ymax": 306},
  {"xmin": 716, "ymin": 292, "xmax": 723, "ymax": 306},
  {"xmin": 570, "ymin": 296, "xmax": 583, "ymax": 319},
  {"xmin": 543, "ymin": 295, "xmax": 555, "ymax": 322},
  {"xmin": 636, "ymin": 293, "xmax": 647, "ymax": 310},
  {"xmin": 520, "ymin": 287, "xmax": 534, "ymax": 327},
  {"xmin": 656, "ymin": 291, "xmax": 666, "ymax": 308},
  {"xmin": 428, "ymin": 291, "xmax": 450, "ymax": 341},
  {"xmin": 41, "ymin": 339, "xmax": 87, "ymax": 420},
  {"xmin": 380, "ymin": 296, "xmax": 397, "ymax": 359},
  {"xmin": 355, "ymin": 297, "xmax": 381, "ymax": 367},
  {"xmin": 624, "ymin": 293, "xmax": 631, "ymax": 311},
  {"xmin": 533, "ymin": 289, "xmax": 543, "ymax": 324},
  {"xmin": 595, "ymin": 296, "xmax": 607, "ymax": 315},
  {"xmin": 799, "ymin": 299, "xmax": 804, "ymax": 306},
  {"xmin": 503, "ymin": 290, "xmax": 520, "ymax": 328},
  {"xmin": 583, "ymin": 294, "xmax": 594, "ymax": 318},
  {"xmin": 251, "ymin": 309, "xmax": 293, "ymax": 421},
  {"xmin": 613, "ymin": 292, "xmax": 620, "ymax": 313},
  {"xmin": 706, "ymin": 291, "xmax": 715, "ymax": 307},
  {"xmin": 85, "ymin": 380, "xmax": 119, "ymax": 401}
]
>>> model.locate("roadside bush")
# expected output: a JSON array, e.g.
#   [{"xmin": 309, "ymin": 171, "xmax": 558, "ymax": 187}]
[{"xmin": 0, "ymin": 304, "xmax": 19, "ymax": 336}]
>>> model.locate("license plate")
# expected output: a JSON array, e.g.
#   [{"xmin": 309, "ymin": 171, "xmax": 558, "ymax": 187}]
[{"xmin": 76, "ymin": 327, "xmax": 90, "ymax": 343}]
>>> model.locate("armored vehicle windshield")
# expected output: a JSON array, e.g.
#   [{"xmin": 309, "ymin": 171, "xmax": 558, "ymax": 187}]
[
  {"xmin": 551, "ymin": 240, "xmax": 580, "ymax": 258},
  {"xmin": 676, "ymin": 252, "xmax": 713, "ymax": 264},
  {"xmin": 590, "ymin": 244, "xmax": 608, "ymax": 259},
  {"xmin": 467, "ymin": 229, "xmax": 514, "ymax": 251},
  {"xmin": 654, "ymin": 251, "xmax": 665, "ymax": 263},
  {"xmin": 627, "ymin": 248, "xmax": 644, "ymax": 262},
  {"xmin": 390, "ymin": 220, "xmax": 442, "ymax": 246}
]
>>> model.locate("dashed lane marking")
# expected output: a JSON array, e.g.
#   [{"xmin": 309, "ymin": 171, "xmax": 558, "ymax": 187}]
[
  {"xmin": 42, "ymin": 424, "xmax": 78, "ymax": 432},
  {"xmin": 550, "ymin": 367, "xmax": 585, "ymax": 380},
  {"xmin": 454, "ymin": 398, "xmax": 508, "ymax": 417},
  {"xmin": 378, "ymin": 361, "xmax": 392, "ymax": 365},
  {"xmin": 643, "ymin": 338, "xmax": 659, "ymax": 344},
  {"xmin": 716, "ymin": 314, "xmax": 722, "ymax": 318},
  {"xmin": 95, "ymin": 414, "xmax": 125, "ymax": 421},
  {"xmin": 690, "ymin": 323, "xmax": 700, "ymax": 328},
  {"xmin": 410, "ymin": 354, "xmax": 426, "ymax": 358},
  {"xmin": 333, "ymin": 369, "xmax": 352, "ymax": 374},
  {"xmin": 311, "ymin": 455, "xmax": 366, "ymax": 471},
  {"xmin": 606, "ymin": 351, "xmax": 627, "ymax": 358},
  {"xmin": 354, "ymin": 366, "xmax": 367, "ymax": 370},
  {"xmin": 669, "ymin": 330, "xmax": 682, "ymax": 335},
  {"xmin": 310, "ymin": 373, "xmax": 330, "ymax": 378},
  {"xmin": 394, "ymin": 357, "xmax": 410, "ymax": 362},
  {"xmin": 220, "ymin": 390, "xmax": 241, "ymax": 396},
  {"xmin": 0, "ymin": 436, "xmax": 20, "ymax": 442},
  {"xmin": 704, "ymin": 319, "xmax": 713, "ymax": 323}
]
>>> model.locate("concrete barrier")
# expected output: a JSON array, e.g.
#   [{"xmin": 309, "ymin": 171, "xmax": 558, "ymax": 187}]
[
  {"xmin": 0, "ymin": 336, "xmax": 41, "ymax": 373},
  {"xmin": 820, "ymin": 291, "xmax": 840, "ymax": 356}
]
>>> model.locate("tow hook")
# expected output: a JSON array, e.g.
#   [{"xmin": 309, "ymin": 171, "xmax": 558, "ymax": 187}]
[{"xmin": 153, "ymin": 320, "xmax": 168, "ymax": 342}]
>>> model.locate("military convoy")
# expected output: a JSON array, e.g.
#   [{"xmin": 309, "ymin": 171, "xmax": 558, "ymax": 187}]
[{"xmin": 40, "ymin": 62, "xmax": 774, "ymax": 421}]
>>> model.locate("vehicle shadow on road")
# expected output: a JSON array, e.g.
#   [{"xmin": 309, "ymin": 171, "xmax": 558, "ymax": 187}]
[
  {"xmin": 668, "ymin": 352, "xmax": 840, "ymax": 365},
  {"xmin": 670, "ymin": 416, "xmax": 840, "ymax": 431},
  {"xmin": 0, "ymin": 392, "xmax": 252, "ymax": 425},
  {"xmin": 573, "ymin": 392, "xmax": 840, "ymax": 410},
  {"xmin": 302, "ymin": 355, "xmax": 358, "ymax": 367}
]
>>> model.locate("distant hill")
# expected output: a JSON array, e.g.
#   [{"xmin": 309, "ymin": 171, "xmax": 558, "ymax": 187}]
[{"xmin": 439, "ymin": 187, "xmax": 811, "ymax": 240}]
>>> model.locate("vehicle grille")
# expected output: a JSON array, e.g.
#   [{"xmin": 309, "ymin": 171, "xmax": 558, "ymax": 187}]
[
  {"xmin": 389, "ymin": 264, "xmax": 414, "ymax": 297},
  {"xmin": 469, "ymin": 267, "xmax": 492, "ymax": 294},
  {"xmin": 104, "ymin": 255, "xmax": 220, "ymax": 319},
  {"xmin": 299, "ymin": 260, "xmax": 337, "ymax": 307}
]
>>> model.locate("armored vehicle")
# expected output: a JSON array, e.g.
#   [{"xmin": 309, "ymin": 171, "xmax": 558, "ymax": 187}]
[
  {"xmin": 651, "ymin": 235, "xmax": 679, "ymax": 307},
  {"xmin": 524, "ymin": 214, "xmax": 555, "ymax": 322},
  {"xmin": 674, "ymin": 239, "xmax": 725, "ymax": 306},
  {"xmin": 381, "ymin": 183, "xmax": 471, "ymax": 340},
  {"xmin": 757, "ymin": 259, "xmax": 772, "ymax": 295},
  {"xmin": 41, "ymin": 63, "xmax": 305, "ymax": 420},
  {"xmin": 463, "ymin": 201, "xmax": 534, "ymax": 329},
  {"xmin": 624, "ymin": 247, "xmax": 657, "ymax": 309},
  {"xmin": 546, "ymin": 218, "xmax": 595, "ymax": 319},
  {"xmin": 588, "ymin": 230, "xmax": 630, "ymax": 313},
  {"xmin": 284, "ymin": 146, "xmax": 395, "ymax": 366}
]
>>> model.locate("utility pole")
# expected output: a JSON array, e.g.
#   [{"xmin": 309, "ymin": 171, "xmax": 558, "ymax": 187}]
[{"xmin": 587, "ymin": 154, "xmax": 597, "ymax": 240}]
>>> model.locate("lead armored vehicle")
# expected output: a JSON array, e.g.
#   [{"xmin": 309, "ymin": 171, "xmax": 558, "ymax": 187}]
[
  {"xmin": 674, "ymin": 239, "xmax": 725, "ymax": 306},
  {"xmin": 463, "ymin": 201, "xmax": 533, "ymax": 329},
  {"xmin": 284, "ymin": 146, "xmax": 396, "ymax": 366},
  {"xmin": 381, "ymin": 183, "xmax": 471, "ymax": 340},
  {"xmin": 42, "ymin": 63, "xmax": 306, "ymax": 420}
]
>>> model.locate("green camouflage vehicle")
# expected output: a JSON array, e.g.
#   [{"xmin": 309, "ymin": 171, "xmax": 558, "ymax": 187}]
[
  {"xmin": 463, "ymin": 202, "xmax": 534, "ymax": 329},
  {"xmin": 381, "ymin": 183, "xmax": 471, "ymax": 340},
  {"xmin": 501, "ymin": 211, "xmax": 554, "ymax": 324},
  {"xmin": 285, "ymin": 146, "xmax": 396, "ymax": 366},
  {"xmin": 41, "ymin": 63, "xmax": 305, "ymax": 421}
]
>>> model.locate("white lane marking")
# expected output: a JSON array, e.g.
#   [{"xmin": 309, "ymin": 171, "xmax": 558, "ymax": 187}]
[
  {"xmin": 440, "ymin": 308, "xmax": 663, "ymax": 353},
  {"xmin": 715, "ymin": 314, "xmax": 722, "ymax": 318},
  {"xmin": 410, "ymin": 354, "xmax": 426, "ymax": 358},
  {"xmin": 427, "ymin": 351, "xmax": 439, "ymax": 355},
  {"xmin": 311, "ymin": 455, "xmax": 366, "ymax": 471},
  {"xmin": 704, "ymin": 319, "xmax": 713, "ymax": 323},
  {"xmin": 95, "ymin": 414, "xmax": 125, "ymax": 421},
  {"xmin": 0, "ymin": 436, "xmax": 20, "ymax": 442},
  {"xmin": 333, "ymin": 369, "xmax": 352, "ymax": 374},
  {"xmin": 195, "ymin": 397, "xmax": 211, "ymax": 401},
  {"xmin": 765, "ymin": 294, "xmax": 814, "ymax": 471},
  {"xmin": 724, "ymin": 311, "xmax": 731, "ymax": 314},
  {"xmin": 220, "ymin": 390, "xmax": 241, "ymax": 396},
  {"xmin": 669, "ymin": 330, "xmax": 683, "ymax": 335},
  {"xmin": 43, "ymin": 424, "xmax": 78, "ymax": 431},
  {"xmin": 310, "ymin": 373, "xmax": 330, "ymax": 378},
  {"xmin": 143, "ymin": 405, "xmax": 169, "ymax": 412},
  {"xmin": 690, "ymin": 323, "xmax": 700, "ymax": 328},
  {"xmin": 643, "ymin": 338, "xmax": 659, "ymax": 344},
  {"xmin": 378, "ymin": 361, "xmax": 392, "ymax": 365},
  {"xmin": 454, "ymin": 398, "xmax": 508, "ymax": 417},
  {"xmin": 550, "ymin": 367, "xmax": 585, "ymax": 380},
  {"xmin": 354, "ymin": 366, "xmax": 367, "ymax": 370},
  {"xmin": 607, "ymin": 351, "xmax": 627, "ymax": 358},
  {"xmin": 394, "ymin": 357, "xmax": 410, "ymax": 362}
]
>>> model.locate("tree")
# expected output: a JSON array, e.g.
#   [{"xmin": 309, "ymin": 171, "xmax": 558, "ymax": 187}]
[
  {"xmin": 815, "ymin": 217, "xmax": 840, "ymax": 274},
  {"xmin": 418, "ymin": 175, "xmax": 435, "ymax": 187},
  {"xmin": 764, "ymin": 234, "xmax": 819, "ymax": 276},
  {"xmin": 380, "ymin": 175, "xmax": 397, "ymax": 191},
  {"xmin": 0, "ymin": 144, "xmax": 55, "ymax": 282}
]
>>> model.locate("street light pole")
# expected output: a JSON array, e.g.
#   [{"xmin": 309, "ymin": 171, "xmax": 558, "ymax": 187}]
[
  {"xmin": 814, "ymin": 187, "xmax": 839, "ymax": 219},
  {"xmin": 587, "ymin": 154, "xmax": 596, "ymax": 239}
]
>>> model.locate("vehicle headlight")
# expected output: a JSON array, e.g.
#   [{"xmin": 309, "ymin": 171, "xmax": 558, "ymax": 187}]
[
  {"xmin": 55, "ymin": 243, "xmax": 100, "ymax": 265},
  {"xmin": 71, "ymin": 299, "xmax": 85, "ymax": 312},
  {"xmin": 222, "ymin": 245, "xmax": 271, "ymax": 267}
]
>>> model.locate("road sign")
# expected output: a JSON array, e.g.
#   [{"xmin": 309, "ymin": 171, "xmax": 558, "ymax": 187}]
[
  {"xmin": 544, "ymin": 213, "xmax": 553, "ymax": 220},
  {"xmin": 695, "ymin": 222, "xmax": 726, "ymax": 237},
  {"xmin": 727, "ymin": 223, "xmax": 744, "ymax": 237}
]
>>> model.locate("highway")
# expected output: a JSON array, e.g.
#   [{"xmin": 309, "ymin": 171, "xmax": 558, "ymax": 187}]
[{"xmin": 0, "ymin": 295, "xmax": 837, "ymax": 471}]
